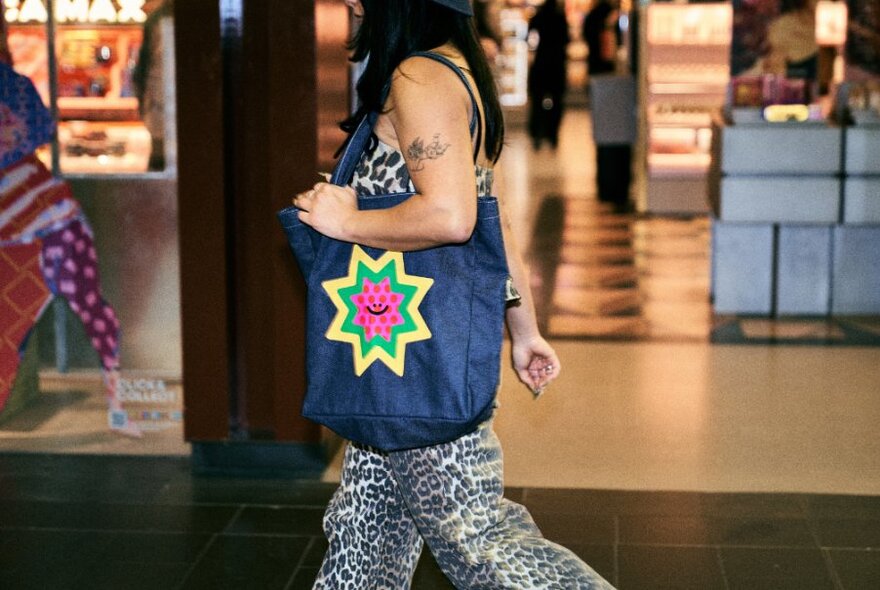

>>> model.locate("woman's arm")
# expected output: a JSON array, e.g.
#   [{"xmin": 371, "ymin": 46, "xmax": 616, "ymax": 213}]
[
  {"xmin": 494, "ymin": 160, "xmax": 561, "ymax": 395},
  {"xmin": 294, "ymin": 56, "xmax": 479, "ymax": 252}
]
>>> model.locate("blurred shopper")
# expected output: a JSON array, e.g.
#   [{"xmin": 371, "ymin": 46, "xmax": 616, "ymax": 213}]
[
  {"xmin": 582, "ymin": 0, "xmax": 619, "ymax": 76},
  {"xmin": 133, "ymin": 0, "xmax": 173, "ymax": 171},
  {"xmin": 764, "ymin": 0, "xmax": 819, "ymax": 80},
  {"xmin": 291, "ymin": 0, "xmax": 615, "ymax": 588},
  {"xmin": 584, "ymin": 0, "xmax": 633, "ymax": 212},
  {"xmin": 527, "ymin": 0, "xmax": 570, "ymax": 149}
]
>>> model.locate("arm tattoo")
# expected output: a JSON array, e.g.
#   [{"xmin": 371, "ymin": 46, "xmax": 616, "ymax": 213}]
[{"xmin": 406, "ymin": 134, "xmax": 451, "ymax": 171}]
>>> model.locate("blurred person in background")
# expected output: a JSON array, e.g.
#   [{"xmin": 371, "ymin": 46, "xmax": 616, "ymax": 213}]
[
  {"xmin": 527, "ymin": 0, "xmax": 570, "ymax": 150},
  {"xmin": 133, "ymin": 0, "xmax": 173, "ymax": 171},
  {"xmin": 582, "ymin": 0, "xmax": 619, "ymax": 77}
]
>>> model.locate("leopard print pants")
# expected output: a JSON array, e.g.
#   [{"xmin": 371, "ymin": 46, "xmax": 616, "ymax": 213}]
[{"xmin": 312, "ymin": 421, "xmax": 616, "ymax": 589}]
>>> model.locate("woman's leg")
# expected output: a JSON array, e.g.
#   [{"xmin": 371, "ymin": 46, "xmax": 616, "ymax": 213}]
[
  {"xmin": 313, "ymin": 442, "xmax": 424, "ymax": 590},
  {"xmin": 388, "ymin": 422, "xmax": 616, "ymax": 590},
  {"xmin": 39, "ymin": 219, "xmax": 141, "ymax": 436}
]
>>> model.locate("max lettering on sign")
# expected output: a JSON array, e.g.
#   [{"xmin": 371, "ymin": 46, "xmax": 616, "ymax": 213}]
[{"xmin": 4, "ymin": 0, "xmax": 147, "ymax": 24}]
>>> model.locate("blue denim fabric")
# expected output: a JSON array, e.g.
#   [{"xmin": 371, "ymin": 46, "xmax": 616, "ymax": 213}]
[{"xmin": 277, "ymin": 55, "xmax": 509, "ymax": 451}]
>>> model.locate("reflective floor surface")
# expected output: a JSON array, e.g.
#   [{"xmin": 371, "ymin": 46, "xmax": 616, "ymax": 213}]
[{"xmin": 0, "ymin": 454, "xmax": 878, "ymax": 590}]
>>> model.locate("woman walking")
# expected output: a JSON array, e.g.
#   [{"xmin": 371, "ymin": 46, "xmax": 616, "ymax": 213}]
[{"xmin": 292, "ymin": 1, "xmax": 615, "ymax": 588}]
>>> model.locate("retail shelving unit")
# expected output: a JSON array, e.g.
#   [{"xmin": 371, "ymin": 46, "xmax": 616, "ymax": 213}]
[{"xmin": 636, "ymin": 2, "xmax": 732, "ymax": 214}]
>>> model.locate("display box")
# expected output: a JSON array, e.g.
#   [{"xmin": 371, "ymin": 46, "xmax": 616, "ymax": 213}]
[
  {"xmin": 832, "ymin": 227, "xmax": 880, "ymax": 314},
  {"xmin": 719, "ymin": 177, "xmax": 840, "ymax": 223},
  {"xmin": 711, "ymin": 222, "xmax": 774, "ymax": 314},
  {"xmin": 844, "ymin": 126, "xmax": 880, "ymax": 175},
  {"xmin": 843, "ymin": 178, "xmax": 880, "ymax": 224},
  {"xmin": 729, "ymin": 107, "xmax": 763, "ymax": 125},
  {"xmin": 719, "ymin": 125, "xmax": 842, "ymax": 175},
  {"xmin": 776, "ymin": 226, "xmax": 832, "ymax": 315}
]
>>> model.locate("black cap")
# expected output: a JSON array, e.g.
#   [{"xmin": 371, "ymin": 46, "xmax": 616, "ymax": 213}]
[{"xmin": 431, "ymin": 0, "xmax": 473, "ymax": 16}]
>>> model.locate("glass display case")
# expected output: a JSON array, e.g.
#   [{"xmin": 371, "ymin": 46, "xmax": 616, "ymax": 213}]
[
  {"xmin": 638, "ymin": 2, "xmax": 733, "ymax": 214},
  {"xmin": 4, "ymin": 0, "xmax": 168, "ymax": 175}
]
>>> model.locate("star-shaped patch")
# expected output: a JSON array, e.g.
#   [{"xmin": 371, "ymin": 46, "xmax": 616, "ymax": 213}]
[{"xmin": 323, "ymin": 246, "xmax": 433, "ymax": 376}]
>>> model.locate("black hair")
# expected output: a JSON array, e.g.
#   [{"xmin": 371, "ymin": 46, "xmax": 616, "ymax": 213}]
[
  {"xmin": 474, "ymin": 0, "xmax": 502, "ymax": 46},
  {"xmin": 342, "ymin": 0, "xmax": 504, "ymax": 162}
]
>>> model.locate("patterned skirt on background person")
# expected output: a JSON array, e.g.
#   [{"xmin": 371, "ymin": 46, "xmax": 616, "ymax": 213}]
[{"xmin": 0, "ymin": 154, "xmax": 137, "ymax": 435}]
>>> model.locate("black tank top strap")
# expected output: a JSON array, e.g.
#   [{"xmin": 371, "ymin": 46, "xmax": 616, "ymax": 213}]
[
  {"xmin": 333, "ymin": 52, "xmax": 485, "ymax": 187},
  {"xmin": 405, "ymin": 51, "xmax": 483, "ymax": 163}
]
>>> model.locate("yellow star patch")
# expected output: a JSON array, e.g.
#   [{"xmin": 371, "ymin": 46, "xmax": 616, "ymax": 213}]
[{"xmin": 323, "ymin": 245, "xmax": 434, "ymax": 376}]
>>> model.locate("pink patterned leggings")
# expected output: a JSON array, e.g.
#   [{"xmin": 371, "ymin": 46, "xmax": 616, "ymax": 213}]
[{"xmin": 39, "ymin": 218, "xmax": 120, "ymax": 373}]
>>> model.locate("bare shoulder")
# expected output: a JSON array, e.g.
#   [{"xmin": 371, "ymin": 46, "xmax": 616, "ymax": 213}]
[{"xmin": 389, "ymin": 53, "xmax": 471, "ymax": 111}]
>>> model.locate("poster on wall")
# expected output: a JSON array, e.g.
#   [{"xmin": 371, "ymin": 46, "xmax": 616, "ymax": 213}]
[
  {"xmin": 846, "ymin": 0, "xmax": 880, "ymax": 78},
  {"xmin": 733, "ymin": 0, "xmax": 879, "ymax": 81},
  {"xmin": 0, "ymin": 62, "xmax": 145, "ymax": 437},
  {"xmin": 731, "ymin": 0, "xmax": 819, "ymax": 79}
]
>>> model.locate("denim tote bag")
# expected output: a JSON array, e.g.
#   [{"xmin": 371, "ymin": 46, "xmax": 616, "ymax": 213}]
[{"xmin": 277, "ymin": 53, "xmax": 508, "ymax": 451}]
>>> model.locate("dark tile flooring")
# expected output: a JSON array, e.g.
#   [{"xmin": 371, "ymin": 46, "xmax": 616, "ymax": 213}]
[{"xmin": 0, "ymin": 454, "xmax": 878, "ymax": 589}]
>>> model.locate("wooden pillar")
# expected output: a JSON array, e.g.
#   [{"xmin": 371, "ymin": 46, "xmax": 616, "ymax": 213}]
[
  {"xmin": 0, "ymin": 0, "xmax": 10, "ymax": 64},
  {"xmin": 176, "ymin": 0, "xmax": 326, "ymax": 456},
  {"xmin": 176, "ymin": 0, "xmax": 229, "ymax": 442}
]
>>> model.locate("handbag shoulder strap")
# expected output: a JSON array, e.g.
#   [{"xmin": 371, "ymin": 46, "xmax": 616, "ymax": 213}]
[
  {"xmin": 330, "ymin": 111, "xmax": 378, "ymax": 186},
  {"xmin": 331, "ymin": 52, "xmax": 484, "ymax": 187}
]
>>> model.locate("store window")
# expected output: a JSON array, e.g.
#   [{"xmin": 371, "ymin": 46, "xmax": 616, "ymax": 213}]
[
  {"xmin": 2, "ymin": 0, "xmax": 183, "ymax": 454},
  {"xmin": 4, "ymin": 0, "xmax": 175, "ymax": 175}
]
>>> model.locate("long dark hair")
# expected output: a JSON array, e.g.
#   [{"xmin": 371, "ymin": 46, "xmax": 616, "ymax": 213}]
[{"xmin": 342, "ymin": 0, "xmax": 504, "ymax": 162}]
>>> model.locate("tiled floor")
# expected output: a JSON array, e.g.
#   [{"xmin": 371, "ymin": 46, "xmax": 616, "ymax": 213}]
[
  {"xmin": 1, "ymin": 454, "xmax": 878, "ymax": 590},
  {"xmin": 516, "ymin": 171, "xmax": 880, "ymax": 346},
  {"xmin": 526, "ymin": 195, "xmax": 715, "ymax": 341}
]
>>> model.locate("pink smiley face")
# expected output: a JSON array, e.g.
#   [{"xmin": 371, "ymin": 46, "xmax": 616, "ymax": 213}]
[{"xmin": 351, "ymin": 277, "xmax": 404, "ymax": 341}]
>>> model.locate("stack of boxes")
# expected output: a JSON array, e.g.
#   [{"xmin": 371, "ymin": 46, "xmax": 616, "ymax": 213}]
[{"xmin": 709, "ymin": 122, "xmax": 880, "ymax": 315}]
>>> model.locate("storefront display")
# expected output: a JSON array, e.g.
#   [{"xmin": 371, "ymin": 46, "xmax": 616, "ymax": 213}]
[
  {"xmin": 843, "ymin": 80, "xmax": 880, "ymax": 123},
  {"xmin": 4, "ymin": 0, "xmax": 162, "ymax": 174},
  {"xmin": 1, "ymin": 0, "xmax": 184, "ymax": 451},
  {"xmin": 637, "ymin": 2, "xmax": 732, "ymax": 213}
]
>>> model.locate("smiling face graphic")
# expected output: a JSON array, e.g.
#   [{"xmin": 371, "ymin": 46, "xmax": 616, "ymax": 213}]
[
  {"xmin": 324, "ymin": 246, "xmax": 434, "ymax": 376},
  {"xmin": 351, "ymin": 277, "xmax": 403, "ymax": 341}
]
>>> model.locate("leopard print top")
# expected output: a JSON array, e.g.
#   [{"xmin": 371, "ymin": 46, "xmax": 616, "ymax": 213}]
[
  {"xmin": 351, "ymin": 135, "xmax": 494, "ymax": 197},
  {"xmin": 350, "ymin": 134, "xmax": 519, "ymax": 305}
]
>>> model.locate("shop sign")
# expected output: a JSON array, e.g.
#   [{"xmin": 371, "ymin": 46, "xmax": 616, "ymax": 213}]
[
  {"xmin": 111, "ymin": 377, "xmax": 184, "ymax": 434},
  {"xmin": 4, "ymin": 0, "xmax": 147, "ymax": 25}
]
